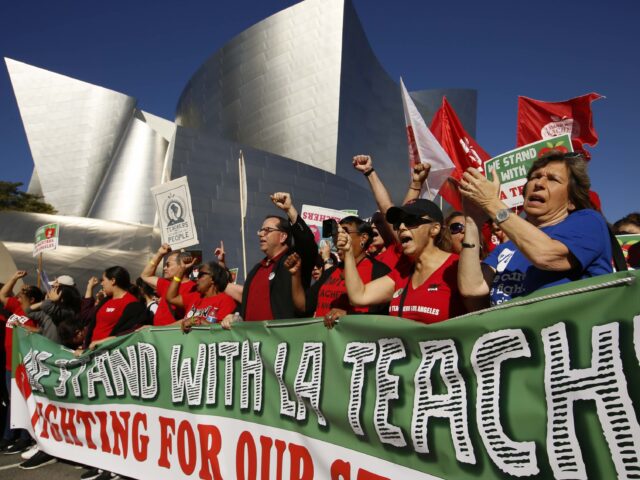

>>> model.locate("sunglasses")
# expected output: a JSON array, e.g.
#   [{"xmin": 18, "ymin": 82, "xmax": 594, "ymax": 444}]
[
  {"xmin": 392, "ymin": 217, "xmax": 434, "ymax": 231},
  {"xmin": 540, "ymin": 151, "xmax": 585, "ymax": 161},
  {"xmin": 449, "ymin": 222, "xmax": 465, "ymax": 235}
]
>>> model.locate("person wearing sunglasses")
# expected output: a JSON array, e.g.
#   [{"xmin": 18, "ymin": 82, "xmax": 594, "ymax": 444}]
[
  {"xmin": 458, "ymin": 151, "xmax": 612, "ymax": 309},
  {"xmin": 337, "ymin": 199, "xmax": 466, "ymax": 324},
  {"xmin": 439, "ymin": 211, "xmax": 466, "ymax": 254},
  {"xmin": 284, "ymin": 216, "xmax": 391, "ymax": 327},
  {"xmin": 165, "ymin": 258, "xmax": 236, "ymax": 331}
]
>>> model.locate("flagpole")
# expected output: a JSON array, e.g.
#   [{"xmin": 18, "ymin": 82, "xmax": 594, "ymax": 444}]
[
  {"xmin": 239, "ymin": 150, "xmax": 248, "ymax": 280},
  {"xmin": 37, "ymin": 253, "xmax": 42, "ymax": 290}
]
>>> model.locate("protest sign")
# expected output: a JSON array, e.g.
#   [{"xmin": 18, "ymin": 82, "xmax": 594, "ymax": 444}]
[
  {"xmin": 151, "ymin": 177, "xmax": 198, "ymax": 250},
  {"xmin": 12, "ymin": 270, "xmax": 640, "ymax": 479},
  {"xmin": 33, "ymin": 223, "xmax": 59, "ymax": 257},
  {"xmin": 484, "ymin": 134, "xmax": 572, "ymax": 208},
  {"xmin": 300, "ymin": 204, "xmax": 358, "ymax": 244}
]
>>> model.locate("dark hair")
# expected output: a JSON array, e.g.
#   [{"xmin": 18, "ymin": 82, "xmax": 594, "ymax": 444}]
[
  {"xmin": 22, "ymin": 285, "xmax": 44, "ymax": 303},
  {"xmin": 201, "ymin": 261, "xmax": 231, "ymax": 293},
  {"xmin": 264, "ymin": 215, "xmax": 292, "ymax": 247},
  {"xmin": 526, "ymin": 152, "xmax": 592, "ymax": 211},
  {"xmin": 613, "ymin": 212, "xmax": 640, "ymax": 234},
  {"xmin": 313, "ymin": 254, "xmax": 324, "ymax": 268},
  {"xmin": 57, "ymin": 319, "xmax": 83, "ymax": 349},
  {"xmin": 57, "ymin": 285, "xmax": 81, "ymax": 313},
  {"xmin": 340, "ymin": 216, "xmax": 375, "ymax": 249},
  {"xmin": 104, "ymin": 266, "xmax": 131, "ymax": 290}
]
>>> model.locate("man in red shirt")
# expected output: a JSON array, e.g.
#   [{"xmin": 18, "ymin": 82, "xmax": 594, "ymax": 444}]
[
  {"xmin": 0, "ymin": 271, "xmax": 43, "ymax": 453},
  {"xmin": 221, "ymin": 192, "xmax": 317, "ymax": 327},
  {"xmin": 140, "ymin": 245, "xmax": 196, "ymax": 326}
]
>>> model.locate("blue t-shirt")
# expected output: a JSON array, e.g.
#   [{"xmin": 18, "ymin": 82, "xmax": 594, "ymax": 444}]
[{"xmin": 484, "ymin": 209, "xmax": 612, "ymax": 305}]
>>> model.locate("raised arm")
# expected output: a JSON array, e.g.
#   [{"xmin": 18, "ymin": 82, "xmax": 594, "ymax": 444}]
[
  {"xmin": 140, "ymin": 243, "xmax": 172, "ymax": 288},
  {"xmin": 352, "ymin": 155, "xmax": 395, "ymax": 214},
  {"xmin": 336, "ymin": 227, "xmax": 395, "ymax": 306},
  {"xmin": 457, "ymin": 215, "xmax": 494, "ymax": 311},
  {"xmin": 284, "ymin": 253, "xmax": 306, "ymax": 313},
  {"xmin": 460, "ymin": 168, "xmax": 576, "ymax": 271},
  {"xmin": 85, "ymin": 276, "xmax": 99, "ymax": 299},
  {"xmin": 0, "ymin": 270, "xmax": 26, "ymax": 306},
  {"xmin": 165, "ymin": 256, "xmax": 196, "ymax": 307},
  {"xmin": 402, "ymin": 162, "xmax": 431, "ymax": 205}
]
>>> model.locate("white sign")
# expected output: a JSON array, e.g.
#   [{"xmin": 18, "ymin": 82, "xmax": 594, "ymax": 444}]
[
  {"xmin": 300, "ymin": 204, "xmax": 358, "ymax": 244},
  {"xmin": 33, "ymin": 223, "xmax": 59, "ymax": 257},
  {"xmin": 151, "ymin": 177, "xmax": 199, "ymax": 250}
]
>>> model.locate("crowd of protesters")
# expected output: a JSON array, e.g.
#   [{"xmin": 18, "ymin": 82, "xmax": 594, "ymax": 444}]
[{"xmin": 0, "ymin": 150, "xmax": 638, "ymax": 477}]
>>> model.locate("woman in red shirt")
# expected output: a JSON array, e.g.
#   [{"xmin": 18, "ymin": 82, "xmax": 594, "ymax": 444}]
[
  {"xmin": 166, "ymin": 260, "xmax": 237, "ymax": 331},
  {"xmin": 83, "ymin": 266, "xmax": 145, "ymax": 350},
  {"xmin": 339, "ymin": 199, "xmax": 467, "ymax": 324}
]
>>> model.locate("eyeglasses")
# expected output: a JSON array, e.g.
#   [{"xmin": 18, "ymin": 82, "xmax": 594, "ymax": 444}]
[
  {"xmin": 197, "ymin": 271, "xmax": 212, "ymax": 279},
  {"xmin": 392, "ymin": 217, "xmax": 434, "ymax": 231},
  {"xmin": 257, "ymin": 227, "xmax": 282, "ymax": 235},
  {"xmin": 449, "ymin": 222, "xmax": 465, "ymax": 235},
  {"xmin": 539, "ymin": 151, "xmax": 585, "ymax": 161}
]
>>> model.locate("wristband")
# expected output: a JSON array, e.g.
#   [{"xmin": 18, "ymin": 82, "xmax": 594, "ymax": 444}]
[
  {"xmin": 173, "ymin": 276, "xmax": 182, "ymax": 282},
  {"xmin": 149, "ymin": 259, "xmax": 157, "ymax": 265},
  {"xmin": 461, "ymin": 242, "xmax": 476, "ymax": 249},
  {"xmin": 409, "ymin": 186, "xmax": 421, "ymax": 191},
  {"xmin": 363, "ymin": 168, "xmax": 375, "ymax": 177}
]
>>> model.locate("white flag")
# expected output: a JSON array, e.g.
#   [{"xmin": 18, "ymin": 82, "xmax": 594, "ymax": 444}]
[{"xmin": 400, "ymin": 78, "xmax": 455, "ymax": 200}]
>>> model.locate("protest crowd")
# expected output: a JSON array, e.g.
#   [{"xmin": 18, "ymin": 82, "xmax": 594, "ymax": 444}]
[{"xmin": 1, "ymin": 144, "xmax": 638, "ymax": 479}]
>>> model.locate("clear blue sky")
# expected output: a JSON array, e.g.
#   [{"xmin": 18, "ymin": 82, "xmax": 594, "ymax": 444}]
[{"xmin": 1, "ymin": 0, "xmax": 638, "ymax": 222}]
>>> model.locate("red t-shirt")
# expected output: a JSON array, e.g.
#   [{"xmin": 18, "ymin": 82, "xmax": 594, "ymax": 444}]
[
  {"xmin": 374, "ymin": 241, "xmax": 407, "ymax": 271},
  {"xmin": 92, "ymin": 292, "xmax": 138, "ymax": 342},
  {"xmin": 245, "ymin": 252, "xmax": 287, "ymax": 322},
  {"xmin": 388, "ymin": 254, "xmax": 465, "ymax": 324},
  {"xmin": 3, "ymin": 296, "xmax": 35, "ymax": 370},
  {"xmin": 181, "ymin": 291, "xmax": 237, "ymax": 323},
  {"xmin": 155, "ymin": 278, "xmax": 196, "ymax": 326},
  {"xmin": 314, "ymin": 258, "xmax": 376, "ymax": 317}
]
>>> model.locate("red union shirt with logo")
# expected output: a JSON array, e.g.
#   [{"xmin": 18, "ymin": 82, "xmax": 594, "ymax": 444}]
[
  {"xmin": 154, "ymin": 278, "xmax": 196, "ymax": 326},
  {"xmin": 387, "ymin": 254, "xmax": 465, "ymax": 324},
  {"xmin": 92, "ymin": 292, "xmax": 139, "ymax": 341},
  {"xmin": 2, "ymin": 297, "xmax": 35, "ymax": 370}
]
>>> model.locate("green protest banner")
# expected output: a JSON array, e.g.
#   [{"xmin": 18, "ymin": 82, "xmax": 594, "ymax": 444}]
[
  {"xmin": 12, "ymin": 270, "xmax": 640, "ymax": 479},
  {"xmin": 484, "ymin": 134, "xmax": 572, "ymax": 209},
  {"xmin": 33, "ymin": 223, "xmax": 59, "ymax": 257}
]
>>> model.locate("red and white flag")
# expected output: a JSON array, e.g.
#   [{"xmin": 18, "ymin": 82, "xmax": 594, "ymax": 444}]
[
  {"xmin": 516, "ymin": 93, "xmax": 603, "ymax": 159},
  {"xmin": 400, "ymin": 78, "xmax": 455, "ymax": 200},
  {"xmin": 430, "ymin": 97, "xmax": 491, "ymax": 211}
]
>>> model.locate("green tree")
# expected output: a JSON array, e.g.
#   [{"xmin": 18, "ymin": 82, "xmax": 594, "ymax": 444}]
[{"xmin": 0, "ymin": 181, "xmax": 57, "ymax": 214}]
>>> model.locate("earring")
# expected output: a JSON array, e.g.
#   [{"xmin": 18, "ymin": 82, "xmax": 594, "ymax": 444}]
[{"xmin": 360, "ymin": 241, "xmax": 365, "ymax": 248}]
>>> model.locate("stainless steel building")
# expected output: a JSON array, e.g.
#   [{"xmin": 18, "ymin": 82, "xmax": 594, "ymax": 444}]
[{"xmin": 4, "ymin": 0, "xmax": 477, "ymax": 277}]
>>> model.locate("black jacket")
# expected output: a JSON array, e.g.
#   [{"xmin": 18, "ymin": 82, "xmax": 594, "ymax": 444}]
[{"xmin": 240, "ymin": 215, "xmax": 317, "ymax": 320}]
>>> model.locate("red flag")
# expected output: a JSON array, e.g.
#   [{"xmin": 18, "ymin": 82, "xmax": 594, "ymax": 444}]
[
  {"xmin": 516, "ymin": 93, "xmax": 602, "ymax": 159},
  {"xmin": 430, "ymin": 97, "xmax": 491, "ymax": 210}
]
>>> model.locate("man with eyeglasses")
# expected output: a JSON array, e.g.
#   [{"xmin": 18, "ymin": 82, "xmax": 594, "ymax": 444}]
[
  {"xmin": 458, "ymin": 151, "xmax": 612, "ymax": 308},
  {"xmin": 222, "ymin": 192, "xmax": 316, "ymax": 325}
]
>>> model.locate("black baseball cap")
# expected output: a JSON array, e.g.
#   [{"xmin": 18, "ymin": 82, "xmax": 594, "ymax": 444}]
[{"xmin": 386, "ymin": 199, "xmax": 444, "ymax": 225}]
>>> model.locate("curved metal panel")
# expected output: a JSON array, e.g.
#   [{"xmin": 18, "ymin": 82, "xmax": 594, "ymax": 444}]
[
  {"xmin": 176, "ymin": 0, "xmax": 344, "ymax": 174},
  {"xmin": 6, "ymin": 58, "xmax": 136, "ymax": 217},
  {"xmin": 88, "ymin": 115, "xmax": 168, "ymax": 224}
]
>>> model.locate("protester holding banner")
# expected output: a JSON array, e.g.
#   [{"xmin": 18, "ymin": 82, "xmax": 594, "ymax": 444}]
[
  {"xmin": 221, "ymin": 192, "xmax": 317, "ymax": 327},
  {"xmin": 338, "ymin": 199, "xmax": 466, "ymax": 324},
  {"xmin": 165, "ymin": 258, "xmax": 237, "ymax": 330},
  {"xmin": 81, "ymin": 266, "xmax": 145, "ymax": 351},
  {"xmin": 285, "ymin": 216, "xmax": 391, "ymax": 325},
  {"xmin": 140, "ymin": 244, "xmax": 196, "ymax": 326},
  {"xmin": 458, "ymin": 151, "xmax": 612, "ymax": 308},
  {"xmin": 0, "ymin": 271, "xmax": 42, "ymax": 453}
]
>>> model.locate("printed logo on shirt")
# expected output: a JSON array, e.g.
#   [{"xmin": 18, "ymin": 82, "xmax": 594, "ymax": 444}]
[
  {"xmin": 496, "ymin": 248, "xmax": 516, "ymax": 272},
  {"xmin": 427, "ymin": 284, "xmax": 439, "ymax": 292},
  {"xmin": 106, "ymin": 307, "xmax": 116, "ymax": 313},
  {"xmin": 392, "ymin": 288, "xmax": 404, "ymax": 299},
  {"xmin": 6, "ymin": 314, "xmax": 29, "ymax": 328}
]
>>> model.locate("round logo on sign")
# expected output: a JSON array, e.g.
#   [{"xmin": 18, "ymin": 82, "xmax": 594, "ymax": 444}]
[
  {"xmin": 268, "ymin": 272, "xmax": 276, "ymax": 281},
  {"xmin": 392, "ymin": 288, "xmax": 403, "ymax": 299}
]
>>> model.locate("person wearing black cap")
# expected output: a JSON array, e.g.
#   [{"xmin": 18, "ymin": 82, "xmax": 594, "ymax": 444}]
[{"xmin": 336, "ymin": 198, "xmax": 466, "ymax": 324}]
